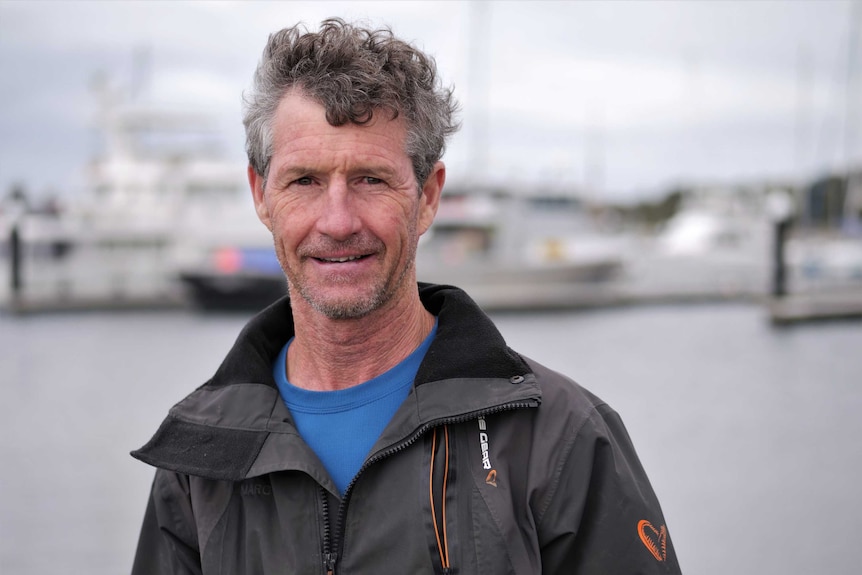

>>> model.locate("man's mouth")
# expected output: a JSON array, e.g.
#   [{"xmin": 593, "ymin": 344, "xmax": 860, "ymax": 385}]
[{"xmin": 315, "ymin": 255, "xmax": 369, "ymax": 263}]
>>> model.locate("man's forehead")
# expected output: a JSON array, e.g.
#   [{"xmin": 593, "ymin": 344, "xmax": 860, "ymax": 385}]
[
  {"xmin": 274, "ymin": 90, "xmax": 406, "ymax": 132},
  {"xmin": 270, "ymin": 92, "xmax": 410, "ymax": 158}
]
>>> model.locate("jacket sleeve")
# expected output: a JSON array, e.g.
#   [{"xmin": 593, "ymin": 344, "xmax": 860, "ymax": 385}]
[
  {"xmin": 537, "ymin": 404, "xmax": 682, "ymax": 574},
  {"xmin": 132, "ymin": 470, "xmax": 203, "ymax": 575}
]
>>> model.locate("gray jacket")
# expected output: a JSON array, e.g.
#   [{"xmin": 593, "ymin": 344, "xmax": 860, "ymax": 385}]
[{"xmin": 132, "ymin": 284, "xmax": 681, "ymax": 574}]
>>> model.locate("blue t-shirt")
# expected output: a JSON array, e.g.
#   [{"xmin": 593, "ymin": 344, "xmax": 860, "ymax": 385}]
[{"xmin": 273, "ymin": 321, "xmax": 437, "ymax": 495}]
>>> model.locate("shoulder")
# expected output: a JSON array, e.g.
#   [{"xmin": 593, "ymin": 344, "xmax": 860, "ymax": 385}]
[
  {"xmin": 519, "ymin": 357, "xmax": 681, "ymax": 571},
  {"xmin": 522, "ymin": 354, "xmax": 617, "ymax": 442},
  {"xmin": 515, "ymin": 355, "xmax": 649, "ymax": 512}
]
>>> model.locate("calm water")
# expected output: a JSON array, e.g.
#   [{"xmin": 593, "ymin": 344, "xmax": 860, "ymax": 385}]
[{"xmin": 1, "ymin": 303, "xmax": 860, "ymax": 574}]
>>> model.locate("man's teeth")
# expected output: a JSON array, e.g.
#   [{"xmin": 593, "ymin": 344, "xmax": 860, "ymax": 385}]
[{"xmin": 321, "ymin": 255, "xmax": 363, "ymax": 263}]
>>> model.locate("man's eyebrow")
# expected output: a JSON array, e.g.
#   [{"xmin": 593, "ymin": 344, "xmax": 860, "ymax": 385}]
[
  {"xmin": 351, "ymin": 164, "xmax": 399, "ymax": 179},
  {"xmin": 270, "ymin": 165, "xmax": 318, "ymax": 185},
  {"xmin": 268, "ymin": 158, "xmax": 405, "ymax": 187}
]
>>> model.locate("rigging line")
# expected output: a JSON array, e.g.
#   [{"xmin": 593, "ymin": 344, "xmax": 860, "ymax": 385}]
[{"xmin": 812, "ymin": 1, "xmax": 861, "ymax": 173}]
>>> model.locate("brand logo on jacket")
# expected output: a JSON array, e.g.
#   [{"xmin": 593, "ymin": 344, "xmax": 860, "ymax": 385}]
[
  {"xmin": 484, "ymin": 469, "xmax": 497, "ymax": 487},
  {"xmin": 241, "ymin": 483, "xmax": 272, "ymax": 497},
  {"xmin": 478, "ymin": 417, "xmax": 497, "ymax": 486},
  {"xmin": 638, "ymin": 519, "xmax": 667, "ymax": 561}
]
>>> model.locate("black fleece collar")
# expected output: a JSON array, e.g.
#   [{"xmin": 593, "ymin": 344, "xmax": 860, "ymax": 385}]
[{"xmin": 204, "ymin": 283, "xmax": 531, "ymax": 391}]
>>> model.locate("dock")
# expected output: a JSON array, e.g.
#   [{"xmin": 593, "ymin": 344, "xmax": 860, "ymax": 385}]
[
  {"xmin": 768, "ymin": 290, "xmax": 862, "ymax": 325},
  {"xmin": 2, "ymin": 292, "xmax": 188, "ymax": 315}
]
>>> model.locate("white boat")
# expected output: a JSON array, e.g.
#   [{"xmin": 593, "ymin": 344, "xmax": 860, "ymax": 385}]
[
  {"xmin": 73, "ymin": 79, "xmax": 248, "ymax": 248},
  {"xmin": 414, "ymin": 188, "xmax": 624, "ymax": 309},
  {"xmin": 1, "ymin": 78, "xmax": 252, "ymax": 310},
  {"xmin": 626, "ymin": 191, "xmax": 774, "ymax": 299}
]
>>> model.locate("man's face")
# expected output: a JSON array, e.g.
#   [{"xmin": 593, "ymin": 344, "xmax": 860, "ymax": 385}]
[{"xmin": 250, "ymin": 91, "xmax": 443, "ymax": 320}]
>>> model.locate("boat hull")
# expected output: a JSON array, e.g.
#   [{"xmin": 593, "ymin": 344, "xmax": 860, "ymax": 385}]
[{"xmin": 179, "ymin": 271, "xmax": 286, "ymax": 311}]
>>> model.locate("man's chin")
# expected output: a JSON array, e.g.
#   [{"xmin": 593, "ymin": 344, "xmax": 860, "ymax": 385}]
[
  {"xmin": 300, "ymin": 287, "xmax": 387, "ymax": 320},
  {"xmin": 289, "ymin": 261, "xmax": 414, "ymax": 320}
]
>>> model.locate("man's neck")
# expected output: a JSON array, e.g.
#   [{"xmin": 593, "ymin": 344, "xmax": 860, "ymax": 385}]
[{"xmin": 285, "ymin": 292, "xmax": 435, "ymax": 392}]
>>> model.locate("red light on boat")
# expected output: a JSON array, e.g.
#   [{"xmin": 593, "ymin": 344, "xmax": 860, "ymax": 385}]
[{"xmin": 214, "ymin": 248, "xmax": 242, "ymax": 273}]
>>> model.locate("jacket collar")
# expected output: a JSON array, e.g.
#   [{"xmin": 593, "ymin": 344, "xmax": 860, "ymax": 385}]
[
  {"xmin": 132, "ymin": 284, "xmax": 539, "ymax": 481},
  {"xmin": 204, "ymin": 283, "xmax": 532, "ymax": 390}
]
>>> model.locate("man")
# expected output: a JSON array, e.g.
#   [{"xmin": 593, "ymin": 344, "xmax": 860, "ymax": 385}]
[{"xmin": 132, "ymin": 18, "xmax": 680, "ymax": 574}]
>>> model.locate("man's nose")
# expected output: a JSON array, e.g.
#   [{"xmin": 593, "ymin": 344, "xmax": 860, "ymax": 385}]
[{"xmin": 316, "ymin": 180, "xmax": 361, "ymax": 240}]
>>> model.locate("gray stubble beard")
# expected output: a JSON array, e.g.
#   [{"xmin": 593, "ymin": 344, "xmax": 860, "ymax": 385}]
[{"xmin": 277, "ymin": 224, "xmax": 419, "ymax": 321}]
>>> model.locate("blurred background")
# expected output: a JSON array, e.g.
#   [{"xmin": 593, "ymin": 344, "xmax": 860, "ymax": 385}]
[{"xmin": 1, "ymin": 1, "xmax": 861, "ymax": 574}]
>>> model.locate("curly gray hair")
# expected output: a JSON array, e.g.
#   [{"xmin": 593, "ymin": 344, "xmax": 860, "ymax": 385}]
[{"xmin": 243, "ymin": 18, "xmax": 460, "ymax": 189}]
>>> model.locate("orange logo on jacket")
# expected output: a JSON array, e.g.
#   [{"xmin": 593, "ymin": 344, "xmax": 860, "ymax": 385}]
[{"xmin": 638, "ymin": 519, "xmax": 667, "ymax": 561}]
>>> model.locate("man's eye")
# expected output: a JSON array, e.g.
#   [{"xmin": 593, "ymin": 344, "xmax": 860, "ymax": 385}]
[
  {"xmin": 363, "ymin": 177, "xmax": 384, "ymax": 185},
  {"xmin": 294, "ymin": 176, "xmax": 314, "ymax": 186}
]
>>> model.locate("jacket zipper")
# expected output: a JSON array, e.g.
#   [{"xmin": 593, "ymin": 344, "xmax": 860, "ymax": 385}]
[
  {"xmin": 320, "ymin": 486, "xmax": 337, "ymax": 575},
  {"xmin": 318, "ymin": 399, "xmax": 539, "ymax": 575}
]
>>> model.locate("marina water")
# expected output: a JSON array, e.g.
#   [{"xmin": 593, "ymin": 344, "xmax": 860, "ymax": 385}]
[{"xmin": 1, "ymin": 303, "xmax": 860, "ymax": 574}]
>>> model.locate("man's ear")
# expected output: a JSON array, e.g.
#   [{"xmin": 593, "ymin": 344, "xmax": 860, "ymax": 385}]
[
  {"xmin": 418, "ymin": 162, "xmax": 445, "ymax": 236},
  {"xmin": 248, "ymin": 165, "xmax": 271, "ymax": 230}
]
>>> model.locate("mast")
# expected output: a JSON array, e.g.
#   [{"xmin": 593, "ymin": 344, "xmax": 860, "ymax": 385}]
[
  {"xmin": 467, "ymin": 1, "xmax": 492, "ymax": 187},
  {"xmin": 843, "ymin": 1, "xmax": 861, "ymax": 224}
]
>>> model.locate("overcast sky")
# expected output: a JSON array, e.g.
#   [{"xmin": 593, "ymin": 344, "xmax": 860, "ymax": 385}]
[{"xmin": 1, "ymin": 0, "xmax": 860, "ymax": 202}]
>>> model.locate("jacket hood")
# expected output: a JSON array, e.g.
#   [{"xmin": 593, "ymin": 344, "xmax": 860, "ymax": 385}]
[{"xmin": 131, "ymin": 284, "xmax": 539, "ymax": 481}]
